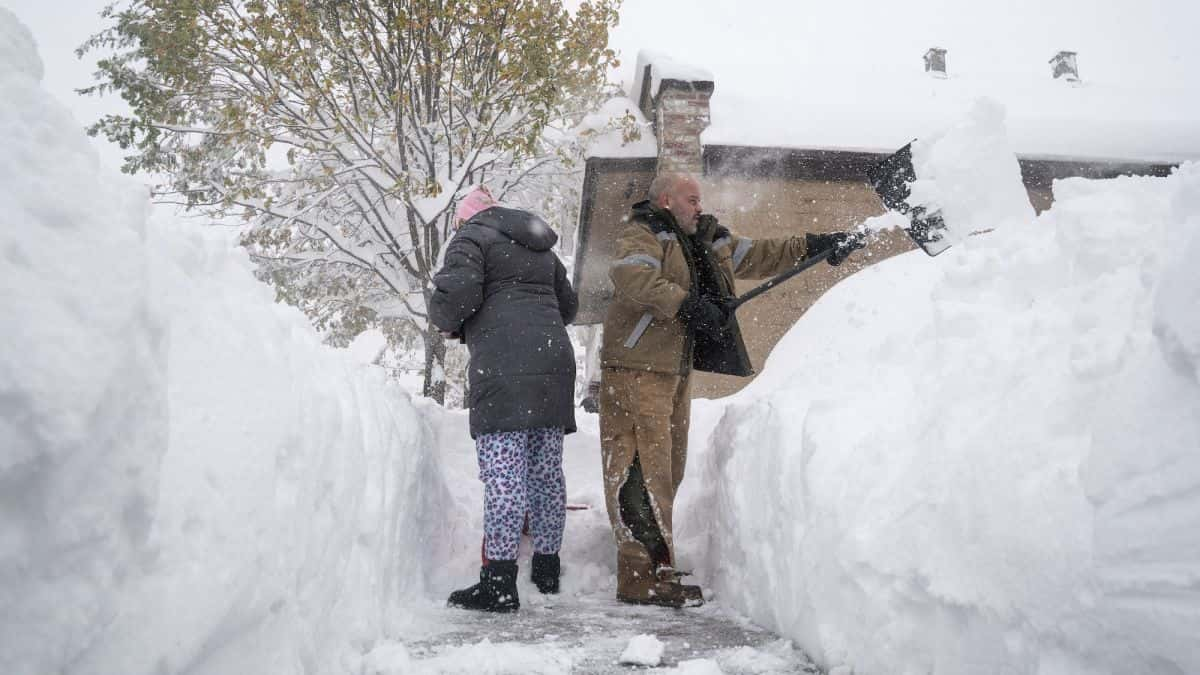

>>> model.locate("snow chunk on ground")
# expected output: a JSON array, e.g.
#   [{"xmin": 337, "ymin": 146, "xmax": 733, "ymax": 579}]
[
  {"xmin": 619, "ymin": 633, "xmax": 665, "ymax": 666},
  {"xmin": 677, "ymin": 106, "xmax": 1200, "ymax": 673}
]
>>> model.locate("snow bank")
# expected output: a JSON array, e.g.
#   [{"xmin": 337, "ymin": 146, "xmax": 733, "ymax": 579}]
[
  {"xmin": 1, "ymin": 10, "xmax": 456, "ymax": 674},
  {"xmin": 0, "ymin": 6, "xmax": 42, "ymax": 81},
  {"xmin": 678, "ymin": 110, "xmax": 1200, "ymax": 673}
]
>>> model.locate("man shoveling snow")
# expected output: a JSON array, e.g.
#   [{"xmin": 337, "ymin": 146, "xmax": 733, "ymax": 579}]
[{"xmin": 597, "ymin": 172, "xmax": 865, "ymax": 608}]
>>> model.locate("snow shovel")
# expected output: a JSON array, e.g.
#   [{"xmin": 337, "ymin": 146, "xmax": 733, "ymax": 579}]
[
  {"xmin": 865, "ymin": 141, "xmax": 952, "ymax": 257},
  {"xmin": 728, "ymin": 142, "xmax": 949, "ymax": 311},
  {"xmin": 727, "ymin": 246, "xmax": 839, "ymax": 310}
]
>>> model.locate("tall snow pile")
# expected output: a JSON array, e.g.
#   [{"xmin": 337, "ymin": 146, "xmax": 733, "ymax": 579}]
[
  {"xmin": 678, "ymin": 103, "xmax": 1200, "ymax": 674},
  {"xmin": 1, "ymin": 9, "xmax": 455, "ymax": 674}
]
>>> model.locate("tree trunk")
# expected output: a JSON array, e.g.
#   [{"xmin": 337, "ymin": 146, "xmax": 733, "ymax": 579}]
[{"xmin": 422, "ymin": 319, "xmax": 447, "ymax": 405}]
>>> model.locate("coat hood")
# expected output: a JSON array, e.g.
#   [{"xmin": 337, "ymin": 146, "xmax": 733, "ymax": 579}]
[
  {"xmin": 468, "ymin": 206, "xmax": 558, "ymax": 252},
  {"xmin": 631, "ymin": 200, "xmax": 718, "ymax": 242},
  {"xmin": 630, "ymin": 200, "xmax": 674, "ymax": 232}
]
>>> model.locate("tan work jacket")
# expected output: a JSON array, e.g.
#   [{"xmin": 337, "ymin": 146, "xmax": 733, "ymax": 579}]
[{"xmin": 600, "ymin": 202, "xmax": 810, "ymax": 375}]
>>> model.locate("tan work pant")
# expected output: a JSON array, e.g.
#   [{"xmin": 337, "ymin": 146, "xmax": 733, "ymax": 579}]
[{"xmin": 598, "ymin": 367, "xmax": 692, "ymax": 582}]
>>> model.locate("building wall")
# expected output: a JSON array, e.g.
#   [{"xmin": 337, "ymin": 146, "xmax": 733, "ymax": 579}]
[
  {"xmin": 572, "ymin": 162, "xmax": 656, "ymax": 325},
  {"xmin": 1026, "ymin": 186, "xmax": 1053, "ymax": 213}
]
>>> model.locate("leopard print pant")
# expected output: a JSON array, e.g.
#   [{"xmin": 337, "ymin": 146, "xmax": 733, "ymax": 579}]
[{"xmin": 477, "ymin": 427, "xmax": 566, "ymax": 561}]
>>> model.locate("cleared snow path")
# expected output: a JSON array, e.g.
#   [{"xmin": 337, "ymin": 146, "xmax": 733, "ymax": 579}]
[
  {"xmin": 397, "ymin": 595, "xmax": 817, "ymax": 673},
  {"xmin": 380, "ymin": 410, "xmax": 818, "ymax": 674}
]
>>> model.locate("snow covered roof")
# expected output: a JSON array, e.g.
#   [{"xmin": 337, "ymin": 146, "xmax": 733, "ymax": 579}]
[
  {"xmin": 629, "ymin": 49, "xmax": 714, "ymax": 107},
  {"xmin": 701, "ymin": 73, "xmax": 1200, "ymax": 165},
  {"xmin": 578, "ymin": 96, "xmax": 657, "ymax": 159},
  {"xmin": 611, "ymin": 1, "xmax": 1200, "ymax": 165}
]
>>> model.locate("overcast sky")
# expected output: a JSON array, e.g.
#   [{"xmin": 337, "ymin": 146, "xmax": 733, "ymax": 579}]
[
  {"xmin": 605, "ymin": 0, "xmax": 1200, "ymax": 96},
  {"xmin": 6, "ymin": 0, "xmax": 1199, "ymax": 170}
]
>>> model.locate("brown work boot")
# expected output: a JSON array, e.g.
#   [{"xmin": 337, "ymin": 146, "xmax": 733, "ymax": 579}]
[
  {"xmin": 655, "ymin": 565, "xmax": 704, "ymax": 606},
  {"xmin": 616, "ymin": 554, "xmax": 703, "ymax": 608}
]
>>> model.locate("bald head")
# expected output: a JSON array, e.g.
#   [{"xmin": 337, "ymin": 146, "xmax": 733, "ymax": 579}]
[
  {"xmin": 648, "ymin": 173, "xmax": 702, "ymax": 234},
  {"xmin": 648, "ymin": 173, "xmax": 683, "ymax": 203}
]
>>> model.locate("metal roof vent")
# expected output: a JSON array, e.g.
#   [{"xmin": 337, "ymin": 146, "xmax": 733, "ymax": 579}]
[
  {"xmin": 924, "ymin": 48, "xmax": 948, "ymax": 78},
  {"xmin": 1050, "ymin": 51, "xmax": 1080, "ymax": 82}
]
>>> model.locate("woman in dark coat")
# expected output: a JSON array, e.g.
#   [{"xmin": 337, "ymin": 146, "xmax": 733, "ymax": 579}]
[{"xmin": 430, "ymin": 185, "xmax": 578, "ymax": 613}]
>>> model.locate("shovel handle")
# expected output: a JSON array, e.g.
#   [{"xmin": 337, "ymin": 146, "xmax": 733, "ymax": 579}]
[{"xmin": 730, "ymin": 247, "xmax": 835, "ymax": 310}]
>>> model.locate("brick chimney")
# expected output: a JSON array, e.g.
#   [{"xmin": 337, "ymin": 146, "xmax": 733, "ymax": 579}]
[
  {"xmin": 633, "ymin": 54, "xmax": 715, "ymax": 175},
  {"xmin": 1050, "ymin": 51, "xmax": 1080, "ymax": 82},
  {"xmin": 924, "ymin": 48, "xmax": 947, "ymax": 78}
]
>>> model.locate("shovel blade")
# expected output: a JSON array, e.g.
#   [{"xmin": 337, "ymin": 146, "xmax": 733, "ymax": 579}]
[{"xmin": 867, "ymin": 142, "xmax": 952, "ymax": 257}]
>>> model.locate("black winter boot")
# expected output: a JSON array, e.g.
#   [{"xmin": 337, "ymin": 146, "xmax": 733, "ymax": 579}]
[
  {"xmin": 531, "ymin": 553, "xmax": 560, "ymax": 594},
  {"xmin": 447, "ymin": 560, "xmax": 520, "ymax": 612}
]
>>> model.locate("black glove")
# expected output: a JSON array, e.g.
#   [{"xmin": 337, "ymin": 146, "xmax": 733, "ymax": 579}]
[
  {"xmin": 696, "ymin": 214, "xmax": 733, "ymax": 246},
  {"xmin": 711, "ymin": 294, "xmax": 738, "ymax": 321},
  {"xmin": 695, "ymin": 213, "xmax": 720, "ymax": 238},
  {"xmin": 677, "ymin": 293, "xmax": 730, "ymax": 333},
  {"xmin": 805, "ymin": 231, "xmax": 866, "ymax": 266}
]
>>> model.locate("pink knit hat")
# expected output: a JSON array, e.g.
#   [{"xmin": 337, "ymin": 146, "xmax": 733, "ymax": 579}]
[{"xmin": 455, "ymin": 185, "xmax": 497, "ymax": 223}]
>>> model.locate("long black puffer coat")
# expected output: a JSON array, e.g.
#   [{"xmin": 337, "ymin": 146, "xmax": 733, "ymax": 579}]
[{"xmin": 430, "ymin": 206, "xmax": 578, "ymax": 439}]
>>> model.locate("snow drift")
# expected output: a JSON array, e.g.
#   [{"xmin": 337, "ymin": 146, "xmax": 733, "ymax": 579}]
[
  {"xmin": 0, "ymin": 9, "xmax": 457, "ymax": 673},
  {"xmin": 676, "ymin": 102, "xmax": 1200, "ymax": 674}
]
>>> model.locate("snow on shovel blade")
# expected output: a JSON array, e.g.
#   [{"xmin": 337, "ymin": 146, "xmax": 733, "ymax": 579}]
[{"xmin": 867, "ymin": 142, "xmax": 952, "ymax": 257}]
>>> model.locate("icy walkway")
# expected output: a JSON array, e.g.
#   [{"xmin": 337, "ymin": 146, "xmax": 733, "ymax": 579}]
[
  {"xmin": 396, "ymin": 593, "xmax": 817, "ymax": 673},
  {"xmin": 389, "ymin": 408, "xmax": 819, "ymax": 673}
]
